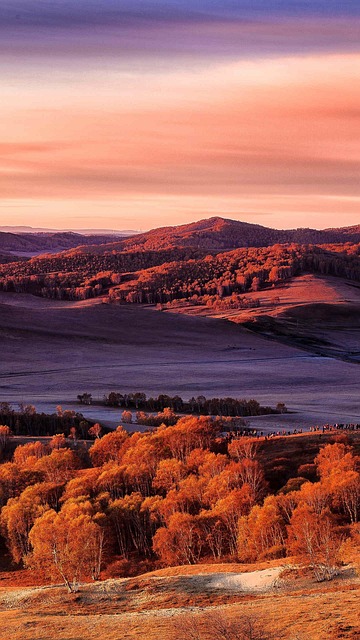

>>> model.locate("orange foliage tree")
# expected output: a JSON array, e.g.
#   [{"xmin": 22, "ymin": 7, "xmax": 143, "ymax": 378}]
[
  {"xmin": 28, "ymin": 501, "xmax": 105, "ymax": 591},
  {"xmin": 287, "ymin": 505, "xmax": 343, "ymax": 581}
]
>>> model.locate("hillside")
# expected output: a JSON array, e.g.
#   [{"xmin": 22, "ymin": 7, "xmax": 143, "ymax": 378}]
[
  {"xmin": 38, "ymin": 217, "xmax": 360, "ymax": 257},
  {"xmin": 115, "ymin": 217, "xmax": 360, "ymax": 252},
  {"xmin": 0, "ymin": 231, "xmax": 125, "ymax": 257},
  {"xmin": 0, "ymin": 561, "xmax": 359, "ymax": 639},
  {"xmin": 165, "ymin": 275, "xmax": 360, "ymax": 363},
  {"xmin": 0, "ymin": 290, "xmax": 358, "ymax": 431},
  {"xmin": 0, "ymin": 241, "xmax": 359, "ymax": 303}
]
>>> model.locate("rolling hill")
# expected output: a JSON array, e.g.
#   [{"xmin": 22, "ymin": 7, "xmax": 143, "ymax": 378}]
[
  {"xmin": 114, "ymin": 217, "xmax": 360, "ymax": 252},
  {"xmin": 0, "ymin": 230, "xmax": 126, "ymax": 258}
]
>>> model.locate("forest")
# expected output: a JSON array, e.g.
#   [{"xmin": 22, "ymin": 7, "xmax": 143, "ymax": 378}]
[
  {"xmin": 0, "ymin": 417, "xmax": 359, "ymax": 593},
  {"xmin": 0, "ymin": 242, "xmax": 359, "ymax": 303}
]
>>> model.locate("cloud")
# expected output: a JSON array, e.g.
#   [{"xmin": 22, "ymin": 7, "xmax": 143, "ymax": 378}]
[
  {"xmin": 1, "ymin": 1, "xmax": 360, "ymax": 29},
  {"xmin": 0, "ymin": 3, "xmax": 360, "ymax": 61}
]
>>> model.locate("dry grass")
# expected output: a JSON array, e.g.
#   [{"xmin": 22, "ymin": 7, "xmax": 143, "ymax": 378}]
[{"xmin": 0, "ymin": 563, "xmax": 359, "ymax": 639}]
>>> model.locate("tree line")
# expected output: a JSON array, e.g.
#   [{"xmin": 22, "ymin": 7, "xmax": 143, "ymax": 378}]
[
  {"xmin": 83, "ymin": 391, "xmax": 285, "ymax": 417},
  {"xmin": 0, "ymin": 403, "xmax": 93, "ymax": 439}
]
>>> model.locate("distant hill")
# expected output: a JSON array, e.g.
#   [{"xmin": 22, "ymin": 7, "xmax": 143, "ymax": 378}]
[
  {"xmin": 120, "ymin": 217, "xmax": 360, "ymax": 251},
  {"xmin": 0, "ymin": 226, "xmax": 137, "ymax": 235},
  {"xmin": 0, "ymin": 231, "xmax": 127, "ymax": 257},
  {"xmin": 2, "ymin": 219, "xmax": 359, "ymax": 258},
  {"xmin": 68, "ymin": 217, "xmax": 360, "ymax": 254}
]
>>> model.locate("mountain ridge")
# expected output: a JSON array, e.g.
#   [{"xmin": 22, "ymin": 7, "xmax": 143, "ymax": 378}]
[{"xmin": 64, "ymin": 216, "xmax": 360, "ymax": 255}]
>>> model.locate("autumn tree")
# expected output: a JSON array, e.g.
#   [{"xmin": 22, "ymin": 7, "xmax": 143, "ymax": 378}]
[
  {"xmin": 34, "ymin": 449, "xmax": 80, "ymax": 483},
  {"xmin": 88, "ymin": 423, "xmax": 102, "ymax": 439},
  {"xmin": 0, "ymin": 425, "xmax": 12, "ymax": 449},
  {"xmin": 49, "ymin": 433, "xmax": 67, "ymax": 450},
  {"xmin": 153, "ymin": 512, "xmax": 202, "ymax": 566},
  {"xmin": 0, "ymin": 483, "xmax": 61, "ymax": 564},
  {"xmin": 28, "ymin": 501, "xmax": 105, "ymax": 591},
  {"xmin": 287, "ymin": 505, "xmax": 343, "ymax": 581},
  {"xmin": 238, "ymin": 495, "xmax": 286, "ymax": 562},
  {"xmin": 315, "ymin": 442, "xmax": 357, "ymax": 480},
  {"xmin": 89, "ymin": 427, "xmax": 128, "ymax": 466},
  {"xmin": 13, "ymin": 441, "xmax": 49, "ymax": 467}
]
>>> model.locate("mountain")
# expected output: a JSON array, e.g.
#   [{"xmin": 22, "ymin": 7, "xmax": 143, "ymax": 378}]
[
  {"xmin": 70, "ymin": 217, "xmax": 360, "ymax": 254},
  {"xmin": 2, "ymin": 219, "xmax": 359, "ymax": 258}
]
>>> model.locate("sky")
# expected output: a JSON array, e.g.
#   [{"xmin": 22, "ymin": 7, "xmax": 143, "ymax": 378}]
[{"xmin": 0, "ymin": 1, "xmax": 360, "ymax": 231}]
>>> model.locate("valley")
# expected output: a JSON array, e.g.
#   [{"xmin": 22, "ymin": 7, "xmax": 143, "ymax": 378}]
[{"xmin": 0, "ymin": 288, "xmax": 358, "ymax": 431}]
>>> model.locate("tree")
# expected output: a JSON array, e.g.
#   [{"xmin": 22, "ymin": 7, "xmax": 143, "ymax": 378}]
[
  {"xmin": 49, "ymin": 433, "xmax": 67, "ymax": 450},
  {"xmin": 315, "ymin": 442, "xmax": 356, "ymax": 480},
  {"xmin": 0, "ymin": 482, "xmax": 61, "ymax": 564},
  {"xmin": 77, "ymin": 393, "xmax": 92, "ymax": 405},
  {"xmin": 13, "ymin": 441, "xmax": 49, "ymax": 467},
  {"xmin": 228, "ymin": 437, "xmax": 259, "ymax": 462},
  {"xmin": 88, "ymin": 423, "xmax": 102, "ymax": 439},
  {"xmin": 238, "ymin": 495, "xmax": 286, "ymax": 562},
  {"xmin": 89, "ymin": 427, "xmax": 128, "ymax": 466},
  {"xmin": 35, "ymin": 449, "xmax": 80, "ymax": 483},
  {"xmin": 152, "ymin": 459, "xmax": 185, "ymax": 493},
  {"xmin": 28, "ymin": 501, "xmax": 105, "ymax": 592},
  {"xmin": 0, "ymin": 425, "xmax": 12, "ymax": 449},
  {"xmin": 153, "ymin": 512, "xmax": 202, "ymax": 565},
  {"xmin": 287, "ymin": 505, "xmax": 343, "ymax": 581},
  {"xmin": 330, "ymin": 470, "xmax": 360, "ymax": 524}
]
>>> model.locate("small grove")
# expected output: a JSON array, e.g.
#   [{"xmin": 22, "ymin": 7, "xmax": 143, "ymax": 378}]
[{"xmin": 0, "ymin": 418, "xmax": 359, "ymax": 592}]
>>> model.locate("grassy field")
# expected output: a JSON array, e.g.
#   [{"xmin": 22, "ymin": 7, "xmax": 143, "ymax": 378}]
[
  {"xmin": 0, "ymin": 560, "xmax": 359, "ymax": 639},
  {"xmin": 0, "ymin": 288, "xmax": 359, "ymax": 432}
]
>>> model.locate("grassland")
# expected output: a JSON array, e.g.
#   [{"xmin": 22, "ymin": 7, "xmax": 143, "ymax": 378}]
[
  {"xmin": 0, "ymin": 560, "xmax": 359, "ymax": 639},
  {"xmin": 0, "ymin": 281, "xmax": 359, "ymax": 431}
]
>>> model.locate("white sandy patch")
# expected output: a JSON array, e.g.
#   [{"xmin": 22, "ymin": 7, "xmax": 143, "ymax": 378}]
[{"xmin": 209, "ymin": 566, "xmax": 283, "ymax": 592}]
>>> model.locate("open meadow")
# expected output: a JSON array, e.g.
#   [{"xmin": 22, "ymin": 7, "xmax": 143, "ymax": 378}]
[{"xmin": 0, "ymin": 290, "xmax": 359, "ymax": 431}]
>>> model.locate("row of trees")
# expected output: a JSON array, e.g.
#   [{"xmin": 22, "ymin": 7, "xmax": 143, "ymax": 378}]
[
  {"xmin": 99, "ymin": 391, "xmax": 283, "ymax": 417},
  {"xmin": 0, "ymin": 403, "xmax": 93, "ymax": 439},
  {"xmin": 0, "ymin": 415, "xmax": 359, "ymax": 592}
]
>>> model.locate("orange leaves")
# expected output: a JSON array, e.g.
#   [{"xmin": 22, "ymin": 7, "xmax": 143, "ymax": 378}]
[
  {"xmin": 228, "ymin": 436, "xmax": 260, "ymax": 462},
  {"xmin": 315, "ymin": 442, "xmax": 357, "ymax": 480},
  {"xmin": 3, "ymin": 418, "xmax": 360, "ymax": 582},
  {"xmin": 237, "ymin": 495, "xmax": 286, "ymax": 562},
  {"xmin": 34, "ymin": 449, "xmax": 80, "ymax": 484},
  {"xmin": 28, "ymin": 502, "xmax": 105, "ymax": 591},
  {"xmin": 0, "ymin": 425, "xmax": 12, "ymax": 449},
  {"xmin": 89, "ymin": 426, "xmax": 128, "ymax": 466},
  {"xmin": 153, "ymin": 512, "xmax": 202, "ymax": 566},
  {"xmin": 152, "ymin": 459, "xmax": 185, "ymax": 493},
  {"xmin": 13, "ymin": 441, "xmax": 49, "ymax": 468},
  {"xmin": 287, "ymin": 505, "xmax": 343, "ymax": 581}
]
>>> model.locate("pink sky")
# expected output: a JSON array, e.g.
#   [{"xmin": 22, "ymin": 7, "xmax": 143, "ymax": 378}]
[{"xmin": 1, "ymin": 22, "xmax": 360, "ymax": 230}]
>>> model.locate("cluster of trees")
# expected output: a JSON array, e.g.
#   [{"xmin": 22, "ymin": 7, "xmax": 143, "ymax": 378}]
[
  {"xmin": 100, "ymin": 391, "xmax": 281, "ymax": 417},
  {"xmin": 157, "ymin": 293, "xmax": 261, "ymax": 311},
  {"xmin": 0, "ymin": 416, "xmax": 359, "ymax": 592},
  {"xmin": 0, "ymin": 248, "xmax": 208, "ymax": 300},
  {"xmin": 0, "ymin": 242, "xmax": 358, "ymax": 303},
  {"xmin": 109, "ymin": 244, "xmax": 360, "ymax": 305},
  {"xmin": 0, "ymin": 403, "xmax": 93, "ymax": 439}
]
